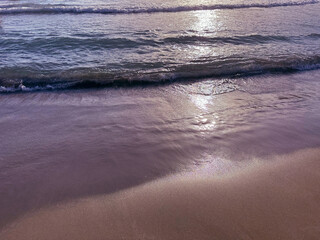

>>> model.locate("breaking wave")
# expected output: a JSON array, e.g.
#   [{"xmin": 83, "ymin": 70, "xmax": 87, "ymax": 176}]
[{"xmin": 1, "ymin": 55, "xmax": 320, "ymax": 93}]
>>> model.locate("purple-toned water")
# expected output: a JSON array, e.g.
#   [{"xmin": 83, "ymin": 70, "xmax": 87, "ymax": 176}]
[
  {"xmin": 0, "ymin": 0, "xmax": 319, "ymax": 91},
  {"xmin": 1, "ymin": 0, "xmax": 320, "ymax": 237}
]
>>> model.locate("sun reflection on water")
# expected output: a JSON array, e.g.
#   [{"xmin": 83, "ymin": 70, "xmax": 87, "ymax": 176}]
[
  {"xmin": 191, "ymin": 9, "xmax": 220, "ymax": 34},
  {"xmin": 190, "ymin": 91, "xmax": 217, "ymax": 132}
]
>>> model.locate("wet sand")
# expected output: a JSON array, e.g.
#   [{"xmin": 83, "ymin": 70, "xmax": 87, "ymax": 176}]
[
  {"xmin": 1, "ymin": 71, "xmax": 320, "ymax": 237},
  {"xmin": 1, "ymin": 148, "xmax": 320, "ymax": 240}
]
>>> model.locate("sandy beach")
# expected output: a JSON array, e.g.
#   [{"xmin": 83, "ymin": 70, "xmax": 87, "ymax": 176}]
[{"xmin": 1, "ymin": 147, "xmax": 320, "ymax": 240}]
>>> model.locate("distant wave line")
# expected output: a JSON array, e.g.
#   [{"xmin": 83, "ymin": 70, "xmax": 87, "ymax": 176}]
[
  {"xmin": 1, "ymin": 34, "xmax": 306, "ymax": 51},
  {"xmin": 0, "ymin": 1, "xmax": 318, "ymax": 15}
]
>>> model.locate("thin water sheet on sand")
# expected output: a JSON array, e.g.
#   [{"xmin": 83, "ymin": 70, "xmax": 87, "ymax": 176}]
[{"xmin": 1, "ymin": 72, "xmax": 320, "ymax": 238}]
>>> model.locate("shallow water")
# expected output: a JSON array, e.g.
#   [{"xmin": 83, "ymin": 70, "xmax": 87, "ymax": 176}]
[
  {"xmin": 1, "ymin": 70, "xmax": 320, "ymax": 229},
  {"xmin": 0, "ymin": 0, "xmax": 320, "ymax": 90},
  {"xmin": 1, "ymin": 0, "xmax": 320, "ymax": 235}
]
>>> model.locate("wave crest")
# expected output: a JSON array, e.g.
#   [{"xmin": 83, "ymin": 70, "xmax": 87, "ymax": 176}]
[{"xmin": 1, "ymin": 55, "xmax": 320, "ymax": 93}]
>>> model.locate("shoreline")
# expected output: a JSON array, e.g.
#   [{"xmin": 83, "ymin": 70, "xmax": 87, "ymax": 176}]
[
  {"xmin": 1, "ymin": 72, "xmax": 320, "ymax": 231},
  {"xmin": 1, "ymin": 147, "xmax": 320, "ymax": 240},
  {"xmin": 1, "ymin": 1, "xmax": 320, "ymax": 238}
]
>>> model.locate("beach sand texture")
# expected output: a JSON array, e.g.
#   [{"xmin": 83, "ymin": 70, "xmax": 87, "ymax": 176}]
[{"xmin": 1, "ymin": 148, "xmax": 320, "ymax": 240}]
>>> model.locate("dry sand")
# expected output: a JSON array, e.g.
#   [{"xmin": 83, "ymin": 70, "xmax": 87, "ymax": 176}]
[{"xmin": 1, "ymin": 148, "xmax": 320, "ymax": 240}]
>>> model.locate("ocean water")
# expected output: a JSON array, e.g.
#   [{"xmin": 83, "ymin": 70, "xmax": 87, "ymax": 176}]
[
  {"xmin": 0, "ymin": 0, "xmax": 319, "ymax": 91},
  {"xmin": 1, "ymin": 0, "xmax": 320, "ymax": 236}
]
